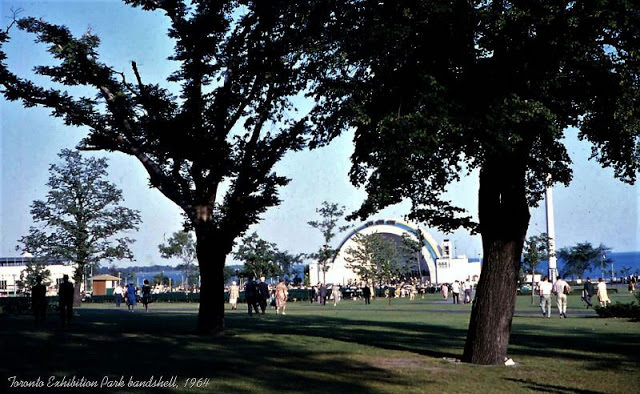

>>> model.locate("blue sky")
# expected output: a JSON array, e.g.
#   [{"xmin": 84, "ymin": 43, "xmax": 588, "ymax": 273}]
[{"xmin": 1, "ymin": 1, "xmax": 638, "ymax": 268}]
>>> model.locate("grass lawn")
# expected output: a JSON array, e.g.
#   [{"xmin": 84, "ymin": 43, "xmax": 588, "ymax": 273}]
[{"xmin": 1, "ymin": 292, "xmax": 638, "ymax": 393}]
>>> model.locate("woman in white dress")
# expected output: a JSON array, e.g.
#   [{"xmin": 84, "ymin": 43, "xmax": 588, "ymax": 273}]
[{"xmin": 596, "ymin": 278, "xmax": 610, "ymax": 307}]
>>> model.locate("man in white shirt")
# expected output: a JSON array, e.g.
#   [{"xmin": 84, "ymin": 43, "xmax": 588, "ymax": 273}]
[
  {"xmin": 538, "ymin": 276, "xmax": 553, "ymax": 318},
  {"xmin": 553, "ymin": 275, "xmax": 571, "ymax": 318},
  {"xmin": 463, "ymin": 279, "xmax": 473, "ymax": 304},
  {"xmin": 114, "ymin": 283, "xmax": 124, "ymax": 307},
  {"xmin": 451, "ymin": 280, "xmax": 461, "ymax": 304}
]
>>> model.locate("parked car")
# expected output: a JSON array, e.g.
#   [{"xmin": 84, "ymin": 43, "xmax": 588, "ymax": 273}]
[{"xmin": 517, "ymin": 284, "xmax": 533, "ymax": 295}]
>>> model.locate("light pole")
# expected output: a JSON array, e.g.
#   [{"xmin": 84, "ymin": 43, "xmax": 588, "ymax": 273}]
[
  {"xmin": 611, "ymin": 259, "xmax": 615, "ymax": 282},
  {"xmin": 545, "ymin": 177, "xmax": 558, "ymax": 282}
]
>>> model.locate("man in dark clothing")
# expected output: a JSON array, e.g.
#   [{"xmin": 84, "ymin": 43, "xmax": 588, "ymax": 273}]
[
  {"xmin": 309, "ymin": 286, "xmax": 316, "ymax": 304},
  {"xmin": 32, "ymin": 275, "xmax": 47, "ymax": 327},
  {"xmin": 362, "ymin": 284, "xmax": 371, "ymax": 305},
  {"xmin": 257, "ymin": 276, "xmax": 270, "ymax": 314},
  {"xmin": 244, "ymin": 278, "xmax": 260, "ymax": 315},
  {"xmin": 58, "ymin": 274, "xmax": 74, "ymax": 326},
  {"xmin": 583, "ymin": 277, "xmax": 595, "ymax": 308},
  {"xmin": 318, "ymin": 283, "xmax": 327, "ymax": 305}
]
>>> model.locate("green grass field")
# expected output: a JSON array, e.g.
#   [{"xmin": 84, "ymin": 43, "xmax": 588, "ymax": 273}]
[{"xmin": 2, "ymin": 293, "xmax": 639, "ymax": 393}]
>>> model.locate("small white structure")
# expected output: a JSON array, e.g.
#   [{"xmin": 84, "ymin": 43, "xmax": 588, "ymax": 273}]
[
  {"xmin": 0, "ymin": 255, "xmax": 77, "ymax": 296},
  {"xmin": 90, "ymin": 274, "xmax": 122, "ymax": 295},
  {"xmin": 525, "ymin": 274, "xmax": 542, "ymax": 284},
  {"xmin": 309, "ymin": 219, "xmax": 481, "ymax": 285},
  {"xmin": 435, "ymin": 239, "xmax": 481, "ymax": 284}
]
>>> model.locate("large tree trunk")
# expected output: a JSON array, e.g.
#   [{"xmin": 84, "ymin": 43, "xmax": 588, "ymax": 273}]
[
  {"xmin": 462, "ymin": 158, "xmax": 530, "ymax": 364},
  {"xmin": 72, "ymin": 267, "xmax": 84, "ymax": 307},
  {"xmin": 73, "ymin": 283, "xmax": 83, "ymax": 307},
  {"xmin": 195, "ymin": 224, "xmax": 228, "ymax": 336}
]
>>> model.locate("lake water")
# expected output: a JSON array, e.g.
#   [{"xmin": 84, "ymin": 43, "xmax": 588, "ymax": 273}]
[{"xmin": 127, "ymin": 270, "xmax": 192, "ymax": 287}]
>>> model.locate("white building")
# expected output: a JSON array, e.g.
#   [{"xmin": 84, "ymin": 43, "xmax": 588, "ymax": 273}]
[
  {"xmin": 0, "ymin": 255, "xmax": 77, "ymax": 296},
  {"xmin": 308, "ymin": 219, "xmax": 481, "ymax": 285}
]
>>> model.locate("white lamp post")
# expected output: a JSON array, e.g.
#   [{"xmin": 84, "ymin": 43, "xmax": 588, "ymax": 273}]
[{"xmin": 545, "ymin": 178, "xmax": 558, "ymax": 282}]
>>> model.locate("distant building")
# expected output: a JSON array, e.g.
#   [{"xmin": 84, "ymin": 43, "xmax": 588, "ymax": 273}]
[
  {"xmin": 90, "ymin": 274, "xmax": 122, "ymax": 295},
  {"xmin": 0, "ymin": 255, "xmax": 77, "ymax": 296},
  {"xmin": 308, "ymin": 219, "xmax": 481, "ymax": 285}
]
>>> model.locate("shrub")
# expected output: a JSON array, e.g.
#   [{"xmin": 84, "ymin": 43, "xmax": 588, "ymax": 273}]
[{"xmin": 595, "ymin": 300, "xmax": 640, "ymax": 319}]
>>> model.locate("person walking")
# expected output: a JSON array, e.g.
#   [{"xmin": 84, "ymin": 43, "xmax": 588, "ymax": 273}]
[
  {"xmin": 58, "ymin": 274, "xmax": 74, "ymax": 326},
  {"xmin": 538, "ymin": 276, "xmax": 553, "ymax": 318},
  {"xmin": 229, "ymin": 281, "xmax": 239, "ymax": 310},
  {"xmin": 463, "ymin": 279, "xmax": 473, "ymax": 304},
  {"xmin": 582, "ymin": 277, "xmax": 595, "ymax": 308},
  {"xmin": 257, "ymin": 277, "xmax": 270, "ymax": 314},
  {"xmin": 275, "ymin": 279, "xmax": 288, "ymax": 315},
  {"xmin": 245, "ymin": 278, "xmax": 259, "ymax": 315},
  {"xmin": 440, "ymin": 283, "xmax": 449, "ymax": 300},
  {"xmin": 309, "ymin": 286, "xmax": 316, "ymax": 304},
  {"xmin": 451, "ymin": 280, "xmax": 461, "ymax": 304},
  {"xmin": 332, "ymin": 284, "xmax": 341, "ymax": 306},
  {"xmin": 125, "ymin": 283, "xmax": 137, "ymax": 312},
  {"xmin": 113, "ymin": 283, "xmax": 124, "ymax": 307},
  {"xmin": 141, "ymin": 279, "xmax": 152, "ymax": 312},
  {"xmin": 553, "ymin": 275, "xmax": 571, "ymax": 318},
  {"xmin": 31, "ymin": 275, "xmax": 47, "ymax": 328},
  {"xmin": 596, "ymin": 278, "xmax": 610, "ymax": 307},
  {"xmin": 362, "ymin": 283, "xmax": 371, "ymax": 305},
  {"xmin": 318, "ymin": 283, "xmax": 327, "ymax": 305}
]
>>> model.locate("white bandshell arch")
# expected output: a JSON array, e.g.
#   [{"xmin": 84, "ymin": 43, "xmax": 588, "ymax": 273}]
[{"xmin": 315, "ymin": 219, "xmax": 443, "ymax": 285}]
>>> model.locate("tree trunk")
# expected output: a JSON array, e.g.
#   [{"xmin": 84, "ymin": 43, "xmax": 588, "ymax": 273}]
[
  {"xmin": 195, "ymin": 224, "xmax": 228, "ymax": 336},
  {"xmin": 462, "ymin": 158, "xmax": 530, "ymax": 364},
  {"xmin": 73, "ymin": 283, "xmax": 83, "ymax": 307},
  {"xmin": 530, "ymin": 270, "xmax": 535, "ymax": 305},
  {"xmin": 72, "ymin": 267, "xmax": 84, "ymax": 307}
]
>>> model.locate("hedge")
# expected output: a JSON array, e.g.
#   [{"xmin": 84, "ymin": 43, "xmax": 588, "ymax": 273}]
[
  {"xmin": 595, "ymin": 302, "xmax": 640, "ymax": 319},
  {"xmin": 0, "ymin": 296, "xmax": 59, "ymax": 315}
]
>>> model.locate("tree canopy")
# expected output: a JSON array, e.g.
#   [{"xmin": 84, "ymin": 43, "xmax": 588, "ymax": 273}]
[
  {"xmin": 400, "ymin": 233, "xmax": 424, "ymax": 278},
  {"xmin": 271, "ymin": 249, "xmax": 304, "ymax": 283},
  {"xmin": 0, "ymin": 0, "xmax": 329, "ymax": 334},
  {"xmin": 158, "ymin": 231, "xmax": 197, "ymax": 290},
  {"xmin": 233, "ymin": 232, "xmax": 282, "ymax": 280},
  {"xmin": 557, "ymin": 242, "xmax": 611, "ymax": 279},
  {"xmin": 18, "ymin": 260, "xmax": 52, "ymax": 292},
  {"xmin": 310, "ymin": 1, "xmax": 639, "ymax": 227},
  {"xmin": 17, "ymin": 149, "xmax": 141, "ymax": 296},
  {"xmin": 522, "ymin": 233, "xmax": 553, "ymax": 277},
  {"xmin": 345, "ymin": 232, "xmax": 400, "ymax": 287},
  {"xmin": 307, "ymin": 201, "xmax": 351, "ymax": 283},
  {"xmin": 307, "ymin": 0, "xmax": 640, "ymax": 364}
]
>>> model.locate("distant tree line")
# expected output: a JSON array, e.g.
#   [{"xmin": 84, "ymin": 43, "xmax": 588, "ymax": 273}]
[{"xmin": 522, "ymin": 234, "xmax": 636, "ymax": 281}]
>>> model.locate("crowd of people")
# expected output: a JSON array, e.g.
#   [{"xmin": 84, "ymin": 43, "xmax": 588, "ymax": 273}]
[
  {"xmin": 231, "ymin": 277, "xmax": 290, "ymax": 316},
  {"xmin": 26, "ymin": 271, "xmax": 636, "ymax": 328},
  {"xmin": 439, "ymin": 279, "xmax": 476, "ymax": 304},
  {"xmin": 224, "ymin": 277, "xmax": 478, "ymax": 315},
  {"xmin": 536, "ymin": 275, "xmax": 617, "ymax": 318},
  {"xmin": 111, "ymin": 280, "xmax": 154, "ymax": 312}
]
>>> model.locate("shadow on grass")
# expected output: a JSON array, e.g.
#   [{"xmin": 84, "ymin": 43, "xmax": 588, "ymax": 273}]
[
  {"xmin": 502, "ymin": 378, "xmax": 606, "ymax": 394},
  {"xmin": 229, "ymin": 312, "xmax": 467, "ymax": 359},
  {"xmin": 1, "ymin": 308, "xmax": 442, "ymax": 393},
  {"xmin": 2, "ymin": 304, "xmax": 638, "ymax": 393},
  {"xmin": 508, "ymin": 321, "xmax": 640, "ymax": 370}
]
